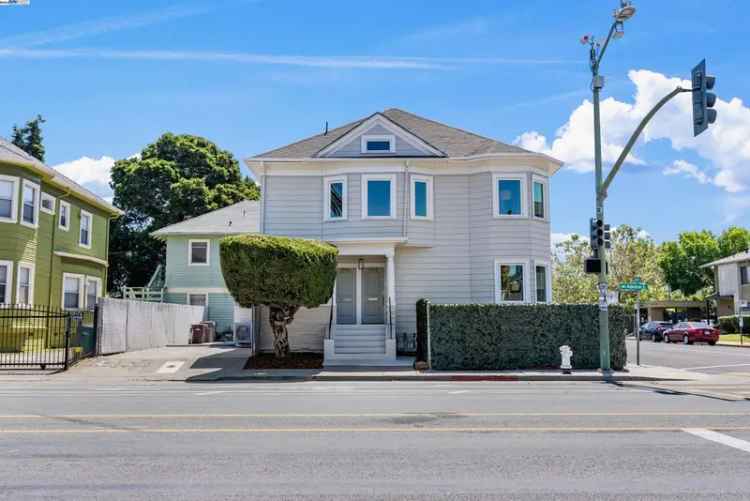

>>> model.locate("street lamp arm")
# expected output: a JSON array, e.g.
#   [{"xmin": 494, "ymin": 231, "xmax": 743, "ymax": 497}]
[
  {"xmin": 594, "ymin": 22, "xmax": 618, "ymax": 71},
  {"xmin": 599, "ymin": 86, "xmax": 692, "ymax": 201}
]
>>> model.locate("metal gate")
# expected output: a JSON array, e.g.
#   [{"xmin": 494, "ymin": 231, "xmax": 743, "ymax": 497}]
[{"xmin": 0, "ymin": 305, "xmax": 96, "ymax": 370}]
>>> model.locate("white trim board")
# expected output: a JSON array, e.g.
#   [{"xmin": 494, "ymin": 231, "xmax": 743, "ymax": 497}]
[
  {"xmin": 361, "ymin": 173, "xmax": 397, "ymax": 220},
  {"xmin": 188, "ymin": 239, "xmax": 211, "ymax": 266},
  {"xmin": 54, "ymin": 251, "xmax": 108, "ymax": 267},
  {"xmin": 0, "ymin": 175, "xmax": 19, "ymax": 224},
  {"xmin": 15, "ymin": 262, "xmax": 35, "ymax": 305}
]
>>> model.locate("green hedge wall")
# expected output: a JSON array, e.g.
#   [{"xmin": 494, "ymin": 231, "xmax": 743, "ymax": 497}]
[
  {"xmin": 427, "ymin": 303, "xmax": 628, "ymax": 371},
  {"xmin": 718, "ymin": 315, "xmax": 750, "ymax": 334}
]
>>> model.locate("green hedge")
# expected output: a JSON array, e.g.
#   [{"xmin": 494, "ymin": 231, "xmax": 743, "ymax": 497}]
[
  {"xmin": 718, "ymin": 315, "xmax": 750, "ymax": 334},
  {"xmin": 426, "ymin": 303, "xmax": 628, "ymax": 370}
]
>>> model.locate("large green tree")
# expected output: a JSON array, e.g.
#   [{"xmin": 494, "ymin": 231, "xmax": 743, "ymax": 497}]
[
  {"xmin": 657, "ymin": 230, "xmax": 720, "ymax": 297},
  {"xmin": 108, "ymin": 133, "xmax": 260, "ymax": 291},
  {"xmin": 553, "ymin": 225, "xmax": 669, "ymax": 305},
  {"xmin": 11, "ymin": 115, "xmax": 46, "ymax": 162},
  {"xmin": 717, "ymin": 226, "xmax": 750, "ymax": 257},
  {"xmin": 220, "ymin": 235, "xmax": 338, "ymax": 357}
]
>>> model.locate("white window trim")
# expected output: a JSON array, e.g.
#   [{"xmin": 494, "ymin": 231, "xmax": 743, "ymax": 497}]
[
  {"xmin": 323, "ymin": 176, "xmax": 348, "ymax": 221},
  {"xmin": 0, "ymin": 260, "xmax": 13, "ymax": 304},
  {"xmin": 85, "ymin": 276, "xmax": 103, "ymax": 309},
  {"xmin": 410, "ymin": 174, "xmax": 434, "ymax": 220},
  {"xmin": 58, "ymin": 200, "xmax": 71, "ymax": 231},
  {"xmin": 188, "ymin": 293, "xmax": 209, "ymax": 307},
  {"xmin": 61, "ymin": 272, "xmax": 85, "ymax": 310},
  {"xmin": 534, "ymin": 261, "xmax": 553, "ymax": 304},
  {"xmin": 494, "ymin": 258, "xmax": 531, "ymax": 304},
  {"xmin": 20, "ymin": 179, "xmax": 40, "ymax": 229},
  {"xmin": 360, "ymin": 134, "xmax": 396, "ymax": 154},
  {"xmin": 188, "ymin": 239, "xmax": 211, "ymax": 266},
  {"xmin": 15, "ymin": 262, "xmax": 35, "ymax": 306},
  {"xmin": 531, "ymin": 175, "xmax": 549, "ymax": 221},
  {"xmin": 492, "ymin": 174, "xmax": 528, "ymax": 219},
  {"xmin": 361, "ymin": 174, "xmax": 397, "ymax": 220},
  {"xmin": 0, "ymin": 175, "xmax": 19, "ymax": 224},
  {"xmin": 78, "ymin": 209, "xmax": 93, "ymax": 249},
  {"xmin": 40, "ymin": 192, "xmax": 56, "ymax": 215}
]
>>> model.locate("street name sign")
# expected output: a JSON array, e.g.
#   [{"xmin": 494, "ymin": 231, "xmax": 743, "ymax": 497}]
[{"xmin": 619, "ymin": 277, "xmax": 648, "ymax": 292}]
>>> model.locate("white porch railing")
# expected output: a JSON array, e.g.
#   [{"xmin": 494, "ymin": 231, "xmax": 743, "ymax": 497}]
[{"xmin": 121, "ymin": 287, "xmax": 165, "ymax": 303}]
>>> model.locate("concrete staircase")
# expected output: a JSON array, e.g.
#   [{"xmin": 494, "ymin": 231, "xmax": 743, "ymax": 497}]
[{"xmin": 324, "ymin": 324, "xmax": 399, "ymax": 367}]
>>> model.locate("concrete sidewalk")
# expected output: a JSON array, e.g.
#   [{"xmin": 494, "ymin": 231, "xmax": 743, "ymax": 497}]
[{"xmin": 0, "ymin": 345, "xmax": 713, "ymax": 383}]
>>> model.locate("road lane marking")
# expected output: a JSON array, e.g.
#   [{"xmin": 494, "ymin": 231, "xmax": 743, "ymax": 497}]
[
  {"xmin": 683, "ymin": 428, "xmax": 750, "ymax": 453},
  {"xmin": 194, "ymin": 391, "xmax": 227, "ymax": 396},
  {"xmin": 448, "ymin": 390, "xmax": 470, "ymax": 394},
  {"xmin": 682, "ymin": 363, "xmax": 750, "ymax": 370},
  {"xmin": 3, "ymin": 426, "xmax": 750, "ymax": 434},
  {"xmin": 2, "ymin": 411, "xmax": 750, "ymax": 419},
  {"xmin": 156, "ymin": 361, "xmax": 185, "ymax": 374}
]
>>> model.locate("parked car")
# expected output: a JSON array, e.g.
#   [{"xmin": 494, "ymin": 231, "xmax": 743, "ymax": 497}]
[
  {"xmin": 663, "ymin": 322, "xmax": 720, "ymax": 345},
  {"xmin": 638, "ymin": 321, "xmax": 672, "ymax": 342}
]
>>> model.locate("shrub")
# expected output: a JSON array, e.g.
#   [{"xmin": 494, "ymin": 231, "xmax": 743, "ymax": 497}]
[
  {"xmin": 220, "ymin": 235, "xmax": 338, "ymax": 357},
  {"xmin": 718, "ymin": 315, "xmax": 750, "ymax": 334},
  {"xmin": 423, "ymin": 302, "xmax": 628, "ymax": 371}
]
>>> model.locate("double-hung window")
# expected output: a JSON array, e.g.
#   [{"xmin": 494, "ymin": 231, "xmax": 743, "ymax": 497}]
[
  {"xmin": 0, "ymin": 176, "xmax": 19, "ymax": 223},
  {"xmin": 16, "ymin": 263, "xmax": 34, "ymax": 305},
  {"xmin": 59, "ymin": 201, "xmax": 70, "ymax": 231},
  {"xmin": 410, "ymin": 175, "xmax": 433, "ymax": 220},
  {"xmin": 0, "ymin": 261, "xmax": 13, "ymax": 304},
  {"xmin": 21, "ymin": 180, "xmax": 40, "ymax": 228},
  {"xmin": 532, "ymin": 176, "xmax": 547, "ymax": 219},
  {"xmin": 493, "ymin": 175, "xmax": 527, "ymax": 218},
  {"xmin": 324, "ymin": 176, "xmax": 347, "ymax": 221},
  {"xmin": 62, "ymin": 274, "xmax": 84, "ymax": 310},
  {"xmin": 741, "ymin": 265, "xmax": 749, "ymax": 286},
  {"xmin": 361, "ymin": 134, "xmax": 395, "ymax": 154},
  {"xmin": 189, "ymin": 240, "xmax": 210, "ymax": 266},
  {"xmin": 535, "ymin": 263, "xmax": 551, "ymax": 303},
  {"xmin": 495, "ymin": 260, "xmax": 527, "ymax": 303},
  {"xmin": 188, "ymin": 293, "xmax": 208, "ymax": 307},
  {"xmin": 79, "ymin": 210, "xmax": 92, "ymax": 248},
  {"xmin": 86, "ymin": 277, "xmax": 102, "ymax": 310},
  {"xmin": 362, "ymin": 174, "xmax": 396, "ymax": 219},
  {"xmin": 41, "ymin": 193, "xmax": 56, "ymax": 215}
]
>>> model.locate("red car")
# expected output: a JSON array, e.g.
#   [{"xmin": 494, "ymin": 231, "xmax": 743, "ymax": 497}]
[{"xmin": 663, "ymin": 322, "xmax": 720, "ymax": 345}]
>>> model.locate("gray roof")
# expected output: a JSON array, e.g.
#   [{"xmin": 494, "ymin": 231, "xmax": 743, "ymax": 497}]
[
  {"xmin": 152, "ymin": 200, "xmax": 260, "ymax": 237},
  {"xmin": 0, "ymin": 137, "xmax": 122, "ymax": 216},
  {"xmin": 253, "ymin": 108, "xmax": 533, "ymax": 159},
  {"xmin": 702, "ymin": 250, "xmax": 750, "ymax": 268}
]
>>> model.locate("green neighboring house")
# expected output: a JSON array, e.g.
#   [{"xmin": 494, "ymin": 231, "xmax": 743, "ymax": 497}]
[
  {"xmin": 150, "ymin": 200, "xmax": 260, "ymax": 334},
  {"xmin": 0, "ymin": 138, "xmax": 122, "ymax": 309}
]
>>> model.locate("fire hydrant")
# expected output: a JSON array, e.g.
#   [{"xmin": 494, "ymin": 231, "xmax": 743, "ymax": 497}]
[{"xmin": 559, "ymin": 345, "xmax": 573, "ymax": 374}]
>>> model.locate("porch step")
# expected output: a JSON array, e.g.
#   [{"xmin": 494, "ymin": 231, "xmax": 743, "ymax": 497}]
[
  {"xmin": 335, "ymin": 346, "xmax": 386, "ymax": 355},
  {"xmin": 333, "ymin": 324, "xmax": 387, "ymax": 355}
]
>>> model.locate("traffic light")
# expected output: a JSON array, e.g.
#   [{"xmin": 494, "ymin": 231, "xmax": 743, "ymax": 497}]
[
  {"xmin": 692, "ymin": 59, "xmax": 717, "ymax": 137},
  {"xmin": 590, "ymin": 218, "xmax": 604, "ymax": 250},
  {"xmin": 603, "ymin": 223, "xmax": 612, "ymax": 249}
]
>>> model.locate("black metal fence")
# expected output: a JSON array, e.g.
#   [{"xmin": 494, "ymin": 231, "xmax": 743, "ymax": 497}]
[{"xmin": 0, "ymin": 305, "xmax": 97, "ymax": 370}]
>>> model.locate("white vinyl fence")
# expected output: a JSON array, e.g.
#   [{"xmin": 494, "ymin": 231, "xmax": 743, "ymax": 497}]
[{"xmin": 97, "ymin": 298, "xmax": 205, "ymax": 355}]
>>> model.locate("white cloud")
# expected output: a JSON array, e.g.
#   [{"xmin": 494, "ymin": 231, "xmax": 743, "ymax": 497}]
[
  {"xmin": 662, "ymin": 160, "xmax": 711, "ymax": 185},
  {"xmin": 53, "ymin": 156, "xmax": 115, "ymax": 198},
  {"xmin": 551, "ymin": 232, "xmax": 582, "ymax": 246},
  {"xmin": 514, "ymin": 69, "xmax": 750, "ymax": 193},
  {"xmin": 722, "ymin": 195, "xmax": 750, "ymax": 223}
]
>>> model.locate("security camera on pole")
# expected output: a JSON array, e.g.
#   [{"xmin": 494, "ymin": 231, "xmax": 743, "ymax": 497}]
[{"xmin": 581, "ymin": 1, "xmax": 718, "ymax": 372}]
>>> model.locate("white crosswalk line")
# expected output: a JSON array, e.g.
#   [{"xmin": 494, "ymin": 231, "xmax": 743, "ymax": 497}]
[{"xmin": 683, "ymin": 428, "xmax": 750, "ymax": 453}]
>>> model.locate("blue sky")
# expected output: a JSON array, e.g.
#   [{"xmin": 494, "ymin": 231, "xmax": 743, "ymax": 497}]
[{"xmin": 2, "ymin": 0, "xmax": 748, "ymax": 244}]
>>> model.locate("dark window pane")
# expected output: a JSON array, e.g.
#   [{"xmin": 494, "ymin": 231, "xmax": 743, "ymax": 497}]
[
  {"xmin": 366, "ymin": 140, "xmax": 391, "ymax": 151},
  {"xmin": 533, "ymin": 182, "xmax": 545, "ymax": 218},
  {"xmin": 22, "ymin": 185, "xmax": 35, "ymax": 224},
  {"xmin": 189, "ymin": 294, "xmax": 207, "ymax": 307},
  {"xmin": 191, "ymin": 242, "xmax": 208, "ymax": 263},
  {"xmin": 742, "ymin": 266, "xmax": 749, "ymax": 285},
  {"xmin": 0, "ymin": 285, "xmax": 5, "ymax": 304},
  {"xmin": 498, "ymin": 180, "xmax": 521, "ymax": 215},
  {"xmin": 64, "ymin": 292, "xmax": 79, "ymax": 309},
  {"xmin": 330, "ymin": 182, "xmax": 343, "ymax": 218},
  {"xmin": 42, "ymin": 197, "xmax": 53, "ymax": 211},
  {"xmin": 367, "ymin": 180, "xmax": 391, "ymax": 217},
  {"xmin": 0, "ymin": 199, "xmax": 11, "ymax": 219},
  {"xmin": 414, "ymin": 181, "xmax": 427, "ymax": 217},
  {"xmin": 500, "ymin": 264, "xmax": 524, "ymax": 301},
  {"xmin": 536, "ymin": 266, "xmax": 547, "ymax": 302},
  {"xmin": 60, "ymin": 206, "xmax": 67, "ymax": 227}
]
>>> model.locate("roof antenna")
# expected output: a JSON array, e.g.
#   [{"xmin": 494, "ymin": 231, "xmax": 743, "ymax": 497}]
[{"xmin": 324, "ymin": 121, "xmax": 328, "ymax": 136}]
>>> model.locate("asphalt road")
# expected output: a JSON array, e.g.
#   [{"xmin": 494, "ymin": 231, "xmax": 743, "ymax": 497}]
[
  {"xmin": 1, "ymin": 380, "xmax": 749, "ymax": 500},
  {"xmin": 626, "ymin": 338, "xmax": 750, "ymax": 374}
]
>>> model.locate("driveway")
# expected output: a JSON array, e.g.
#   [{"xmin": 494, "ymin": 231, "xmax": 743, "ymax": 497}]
[{"xmin": 627, "ymin": 338, "xmax": 750, "ymax": 375}]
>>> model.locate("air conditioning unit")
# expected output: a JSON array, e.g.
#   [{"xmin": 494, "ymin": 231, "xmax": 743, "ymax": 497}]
[{"xmin": 234, "ymin": 322, "xmax": 254, "ymax": 349}]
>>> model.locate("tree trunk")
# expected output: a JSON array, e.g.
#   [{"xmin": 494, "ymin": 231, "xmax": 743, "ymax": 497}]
[{"xmin": 268, "ymin": 305, "xmax": 298, "ymax": 358}]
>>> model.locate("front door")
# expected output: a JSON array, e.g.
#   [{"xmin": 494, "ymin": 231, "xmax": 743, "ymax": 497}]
[
  {"xmin": 362, "ymin": 267, "xmax": 385, "ymax": 324},
  {"xmin": 336, "ymin": 269, "xmax": 356, "ymax": 324}
]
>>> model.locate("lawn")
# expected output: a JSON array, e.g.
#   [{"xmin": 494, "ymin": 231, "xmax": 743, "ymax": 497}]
[{"xmin": 719, "ymin": 334, "xmax": 750, "ymax": 344}]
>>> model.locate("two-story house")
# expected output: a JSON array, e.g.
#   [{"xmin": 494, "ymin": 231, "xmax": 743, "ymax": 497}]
[
  {"xmin": 0, "ymin": 138, "xmax": 122, "ymax": 309},
  {"xmin": 703, "ymin": 250, "xmax": 750, "ymax": 317},
  {"xmin": 245, "ymin": 109, "xmax": 562, "ymax": 365}
]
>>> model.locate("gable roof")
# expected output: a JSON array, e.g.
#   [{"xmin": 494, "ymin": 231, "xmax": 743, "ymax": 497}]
[
  {"xmin": 253, "ymin": 108, "xmax": 540, "ymax": 159},
  {"xmin": 0, "ymin": 137, "xmax": 122, "ymax": 216},
  {"xmin": 702, "ymin": 250, "xmax": 750, "ymax": 268},
  {"xmin": 151, "ymin": 200, "xmax": 260, "ymax": 238}
]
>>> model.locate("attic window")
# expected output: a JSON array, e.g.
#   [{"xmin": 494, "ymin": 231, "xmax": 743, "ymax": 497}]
[{"xmin": 361, "ymin": 135, "xmax": 395, "ymax": 154}]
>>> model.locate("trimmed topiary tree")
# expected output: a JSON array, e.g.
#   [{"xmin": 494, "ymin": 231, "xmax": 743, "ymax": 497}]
[{"xmin": 220, "ymin": 235, "xmax": 338, "ymax": 358}]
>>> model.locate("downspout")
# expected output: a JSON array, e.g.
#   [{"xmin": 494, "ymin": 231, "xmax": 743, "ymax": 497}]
[
  {"xmin": 103, "ymin": 216, "xmax": 111, "ymax": 296},
  {"xmin": 402, "ymin": 160, "xmax": 409, "ymax": 242}
]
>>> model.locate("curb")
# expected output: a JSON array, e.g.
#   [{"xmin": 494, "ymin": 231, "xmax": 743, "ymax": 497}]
[
  {"xmin": 717, "ymin": 342, "xmax": 750, "ymax": 349},
  {"xmin": 183, "ymin": 374, "xmax": 688, "ymax": 383}
]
